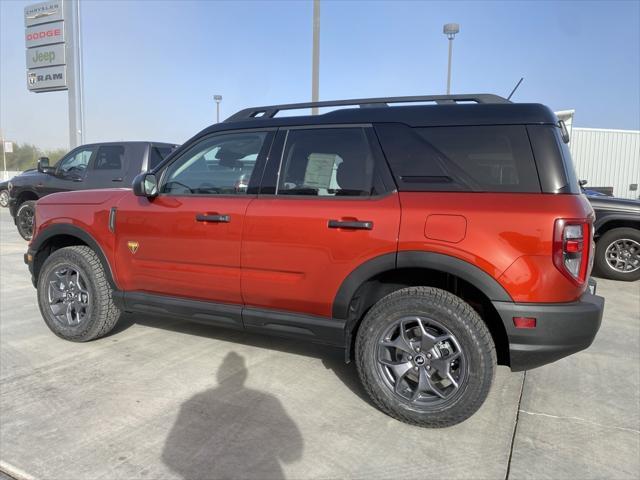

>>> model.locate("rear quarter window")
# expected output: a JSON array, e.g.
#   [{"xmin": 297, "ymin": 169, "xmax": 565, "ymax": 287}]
[
  {"xmin": 94, "ymin": 145, "xmax": 125, "ymax": 171},
  {"xmin": 375, "ymin": 124, "xmax": 541, "ymax": 193}
]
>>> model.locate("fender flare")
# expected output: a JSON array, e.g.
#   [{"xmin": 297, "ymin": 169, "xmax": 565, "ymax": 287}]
[
  {"xmin": 30, "ymin": 223, "xmax": 118, "ymax": 290},
  {"xmin": 594, "ymin": 212, "xmax": 640, "ymax": 233},
  {"xmin": 332, "ymin": 250, "xmax": 512, "ymax": 320},
  {"xmin": 16, "ymin": 189, "xmax": 40, "ymax": 205}
]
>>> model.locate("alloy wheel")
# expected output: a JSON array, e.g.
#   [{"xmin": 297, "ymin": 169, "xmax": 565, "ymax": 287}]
[
  {"xmin": 18, "ymin": 206, "xmax": 34, "ymax": 239},
  {"xmin": 605, "ymin": 238, "xmax": 640, "ymax": 273},
  {"xmin": 46, "ymin": 265, "xmax": 91, "ymax": 326},
  {"xmin": 376, "ymin": 316, "xmax": 468, "ymax": 405}
]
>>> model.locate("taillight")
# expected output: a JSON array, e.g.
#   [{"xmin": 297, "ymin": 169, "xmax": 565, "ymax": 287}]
[{"xmin": 553, "ymin": 219, "xmax": 592, "ymax": 286}]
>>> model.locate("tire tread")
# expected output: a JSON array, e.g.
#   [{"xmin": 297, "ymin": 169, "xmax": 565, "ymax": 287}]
[
  {"xmin": 37, "ymin": 245, "xmax": 120, "ymax": 341},
  {"xmin": 356, "ymin": 286, "xmax": 496, "ymax": 428}
]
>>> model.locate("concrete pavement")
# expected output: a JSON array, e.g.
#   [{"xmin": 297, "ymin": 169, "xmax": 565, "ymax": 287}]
[{"xmin": 0, "ymin": 207, "xmax": 638, "ymax": 479}]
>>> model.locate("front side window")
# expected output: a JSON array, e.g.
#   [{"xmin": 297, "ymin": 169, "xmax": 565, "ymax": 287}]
[
  {"xmin": 94, "ymin": 145, "xmax": 125, "ymax": 171},
  {"xmin": 57, "ymin": 147, "xmax": 94, "ymax": 176},
  {"xmin": 277, "ymin": 128, "xmax": 374, "ymax": 197},
  {"xmin": 161, "ymin": 132, "xmax": 267, "ymax": 195}
]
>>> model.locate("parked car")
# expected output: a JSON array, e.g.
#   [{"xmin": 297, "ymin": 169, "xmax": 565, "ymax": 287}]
[
  {"xmin": 1, "ymin": 169, "xmax": 35, "ymax": 208},
  {"xmin": 8, "ymin": 141, "xmax": 177, "ymax": 240},
  {"xmin": 24, "ymin": 94, "xmax": 604, "ymax": 427},
  {"xmin": 584, "ymin": 190, "xmax": 640, "ymax": 281}
]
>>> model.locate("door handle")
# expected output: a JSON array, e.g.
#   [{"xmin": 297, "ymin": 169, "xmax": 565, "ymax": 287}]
[
  {"xmin": 196, "ymin": 213, "xmax": 231, "ymax": 223},
  {"xmin": 112, "ymin": 177, "xmax": 123, "ymax": 182},
  {"xmin": 328, "ymin": 219, "xmax": 373, "ymax": 230}
]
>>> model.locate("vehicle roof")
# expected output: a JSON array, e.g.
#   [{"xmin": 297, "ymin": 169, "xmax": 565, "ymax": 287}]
[
  {"xmin": 77, "ymin": 141, "xmax": 178, "ymax": 148},
  {"xmin": 199, "ymin": 102, "xmax": 559, "ymax": 137}
]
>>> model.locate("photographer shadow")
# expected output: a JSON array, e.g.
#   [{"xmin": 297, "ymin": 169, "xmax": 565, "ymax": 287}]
[{"xmin": 162, "ymin": 352, "xmax": 303, "ymax": 480}]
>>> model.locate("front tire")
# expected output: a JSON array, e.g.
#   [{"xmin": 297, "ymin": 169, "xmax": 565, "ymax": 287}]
[
  {"xmin": 37, "ymin": 246, "xmax": 121, "ymax": 341},
  {"xmin": 16, "ymin": 200, "xmax": 36, "ymax": 240},
  {"xmin": 594, "ymin": 227, "xmax": 640, "ymax": 281},
  {"xmin": 0, "ymin": 189, "xmax": 8, "ymax": 208},
  {"xmin": 356, "ymin": 287, "xmax": 496, "ymax": 428}
]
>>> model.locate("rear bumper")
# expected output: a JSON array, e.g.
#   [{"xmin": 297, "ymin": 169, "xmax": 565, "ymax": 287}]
[{"xmin": 492, "ymin": 282, "xmax": 604, "ymax": 371}]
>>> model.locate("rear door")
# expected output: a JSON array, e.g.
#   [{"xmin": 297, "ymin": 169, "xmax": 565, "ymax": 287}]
[
  {"xmin": 241, "ymin": 125, "xmax": 401, "ymax": 319},
  {"xmin": 83, "ymin": 143, "xmax": 129, "ymax": 189}
]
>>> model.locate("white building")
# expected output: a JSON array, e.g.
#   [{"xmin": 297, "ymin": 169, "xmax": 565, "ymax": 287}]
[{"xmin": 556, "ymin": 110, "xmax": 640, "ymax": 199}]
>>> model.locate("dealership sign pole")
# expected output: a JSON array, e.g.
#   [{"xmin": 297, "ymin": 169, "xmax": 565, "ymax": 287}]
[{"xmin": 25, "ymin": 0, "xmax": 84, "ymax": 148}]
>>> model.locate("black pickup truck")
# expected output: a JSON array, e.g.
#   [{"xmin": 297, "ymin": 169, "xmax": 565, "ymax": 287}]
[
  {"xmin": 8, "ymin": 141, "xmax": 177, "ymax": 240},
  {"xmin": 587, "ymin": 194, "xmax": 640, "ymax": 282}
]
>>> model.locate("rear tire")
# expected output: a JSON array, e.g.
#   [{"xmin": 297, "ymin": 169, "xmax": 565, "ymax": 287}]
[
  {"xmin": 594, "ymin": 228, "xmax": 640, "ymax": 282},
  {"xmin": 16, "ymin": 200, "xmax": 36, "ymax": 241},
  {"xmin": 356, "ymin": 287, "xmax": 495, "ymax": 427},
  {"xmin": 37, "ymin": 246, "xmax": 121, "ymax": 341}
]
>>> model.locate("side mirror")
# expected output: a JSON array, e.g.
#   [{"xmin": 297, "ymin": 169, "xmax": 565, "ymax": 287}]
[
  {"xmin": 558, "ymin": 120, "xmax": 570, "ymax": 144},
  {"xmin": 133, "ymin": 173, "xmax": 159, "ymax": 198},
  {"xmin": 37, "ymin": 157, "xmax": 54, "ymax": 174}
]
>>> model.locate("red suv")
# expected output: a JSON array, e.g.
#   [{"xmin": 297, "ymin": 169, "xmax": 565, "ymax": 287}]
[{"xmin": 25, "ymin": 95, "xmax": 604, "ymax": 427}]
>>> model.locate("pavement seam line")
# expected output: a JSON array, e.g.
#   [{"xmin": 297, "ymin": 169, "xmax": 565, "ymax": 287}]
[
  {"xmin": 518, "ymin": 409, "xmax": 640, "ymax": 434},
  {"xmin": 505, "ymin": 371, "xmax": 526, "ymax": 480},
  {"xmin": 0, "ymin": 460, "xmax": 37, "ymax": 480}
]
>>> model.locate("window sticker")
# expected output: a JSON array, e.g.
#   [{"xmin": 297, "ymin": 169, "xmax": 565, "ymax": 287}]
[{"xmin": 304, "ymin": 153, "xmax": 337, "ymax": 188}]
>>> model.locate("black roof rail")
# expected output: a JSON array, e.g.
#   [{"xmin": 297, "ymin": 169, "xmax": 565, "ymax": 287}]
[{"xmin": 225, "ymin": 93, "xmax": 510, "ymax": 122}]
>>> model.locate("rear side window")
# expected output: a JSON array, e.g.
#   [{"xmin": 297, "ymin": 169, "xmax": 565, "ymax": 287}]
[
  {"xmin": 149, "ymin": 146, "xmax": 174, "ymax": 169},
  {"xmin": 94, "ymin": 145, "xmax": 125, "ymax": 171},
  {"xmin": 277, "ymin": 128, "xmax": 375, "ymax": 197},
  {"xmin": 376, "ymin": 124, "xmax": 541, "ymax": 192}
]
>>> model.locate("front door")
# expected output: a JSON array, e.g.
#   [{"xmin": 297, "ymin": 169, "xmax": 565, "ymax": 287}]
[
  {"xmin": 114, "ymin": 130, "xmax": 274, "ymax": 305},
  {"xmin": 241, "ymin": 126, "xmax": 401, "ymax": 318},
  {"xmin": 38, "ymin": 146, "xmax": 95, "ymax": 196}
]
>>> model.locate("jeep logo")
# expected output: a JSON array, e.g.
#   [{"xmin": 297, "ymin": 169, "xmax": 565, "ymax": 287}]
[{"xmin": 31, "ymin": 50, "xmax": 56, "ymax": 64}]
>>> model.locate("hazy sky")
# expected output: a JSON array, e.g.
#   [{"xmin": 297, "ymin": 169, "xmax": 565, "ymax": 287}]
[{"xmin": 1, "ymin": 0, "xmax": 639, "ymax": 149}]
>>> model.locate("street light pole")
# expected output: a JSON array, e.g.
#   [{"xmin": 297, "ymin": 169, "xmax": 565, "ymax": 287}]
[
  {"xmin": 76, "ymin": 0, "xmax": 86, "ymax": 145},
  {"xmin": 443, "ymin": 23, "xmax": 460, "ymax": 95},
  {"xmin": 1, "ymin": 129, "xmax": 6, "ymax": 175},
  {"xmin": 214, "ymin": 95, "xmax": 223, "ymax": 123},
  {"xmin": 311, "ymin": 0, "xmax": 320, "ymax": 114},
  {"xmin": 62, "ymin": 0, "xmax": 86, "ymax": 148}
]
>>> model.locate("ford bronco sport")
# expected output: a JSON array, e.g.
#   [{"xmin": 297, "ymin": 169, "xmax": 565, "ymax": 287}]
[{"xmin": 25, "ymin": 94, "xmax": 604, "ymax": 427}]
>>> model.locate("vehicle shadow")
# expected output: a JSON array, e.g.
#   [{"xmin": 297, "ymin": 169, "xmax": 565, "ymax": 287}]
[
  {"xmin": 162, "ymin": 351, "xmax": 303, "ymax": 480},
  {"xmin": 111, "ymin": 313, "xmax": 372, "ymax": 406}
]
